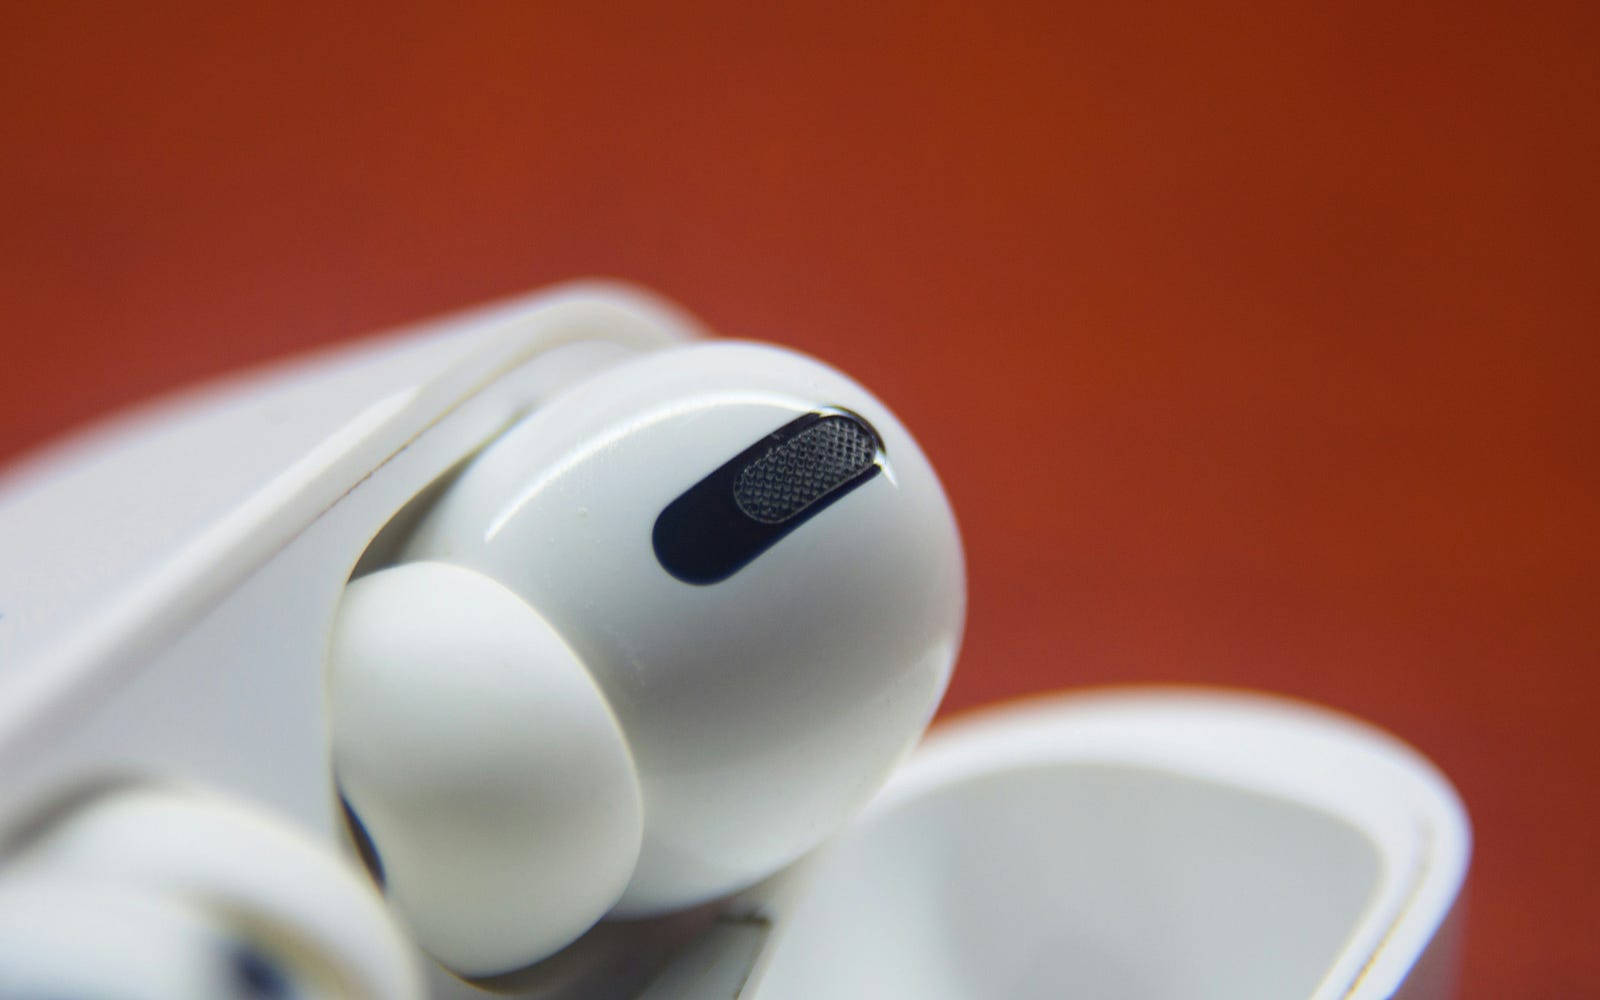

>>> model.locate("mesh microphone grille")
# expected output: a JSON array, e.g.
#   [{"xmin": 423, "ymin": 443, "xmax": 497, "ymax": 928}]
[{"xmin": 733, "ymin": 415, "xmax": 878, "ymax": 524}]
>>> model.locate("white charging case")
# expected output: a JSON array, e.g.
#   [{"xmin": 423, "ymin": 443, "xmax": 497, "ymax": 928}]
[
  {"xmin": 0, "ymin": 284, "xmax": 1469, "ymax": 999},
  {"xmin": 688, "ymin": 689, "xmax": 1469, "ymax": 1000}
]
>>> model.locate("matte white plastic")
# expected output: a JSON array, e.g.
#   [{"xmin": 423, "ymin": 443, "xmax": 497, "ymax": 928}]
[
  {"xmin": 328, "ymin": 561, "xmax": 645, "ymax": 976},
  {"xmin": 4, "ymin": 785, "xmax": 423, "ymax": 999},
  {"xmin": 398, "ymin": 342, "xmax": 966, "ymax": 917}
]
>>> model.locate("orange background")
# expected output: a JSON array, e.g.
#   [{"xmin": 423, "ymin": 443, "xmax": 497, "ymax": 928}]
[{"xmin": 2, "ymin": 5, "xmax": 1595, "ymax": 995}]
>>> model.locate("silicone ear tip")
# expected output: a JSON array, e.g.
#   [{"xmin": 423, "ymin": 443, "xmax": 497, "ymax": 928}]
[{"xmin": 327, "ymin": 562, "xmax": 644, "ymax": 976}]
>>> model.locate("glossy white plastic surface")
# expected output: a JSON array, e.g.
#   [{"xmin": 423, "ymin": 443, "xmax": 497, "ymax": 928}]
[
  {"xmin": 731, "ymin": 689, "xmax": 1469, "ymax": 1000},
  {"xmin": 399, "ymin": 342, "xmax": 966, "ymax": 917},
  {"xmin": 0, "ymin": 282, "xmax": 699, "ymax": 769},
  {"xmin": 0, "ymin": 284, "xmax": 700, "ymax": 999},
  {"xmin": 0, "ymin": 286, "xmax": 1467, "ymax": 999},
  {"xmin": 328, "ymin": 561, "xmax": 645, "ymax": 976}
]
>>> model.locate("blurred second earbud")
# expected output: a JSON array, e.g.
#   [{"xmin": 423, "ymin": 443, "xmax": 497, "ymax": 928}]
[{"xmin": 0, "ymin": 785, "xmax": 422, "ymax": 1000}]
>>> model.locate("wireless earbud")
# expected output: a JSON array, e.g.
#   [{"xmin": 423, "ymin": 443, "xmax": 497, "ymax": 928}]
[
  {"xmin": 0, "ymin": 785, "xmax": 422, "ymax": 999},
  {"xmin": 327, "ymin": 341, "xmax": 965, "ymax": 978}
]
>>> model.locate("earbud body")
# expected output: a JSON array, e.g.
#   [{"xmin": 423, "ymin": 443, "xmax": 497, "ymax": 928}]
[{"xmin": 328, "ymin": 341, "xmax": 964, "ymax": 977}]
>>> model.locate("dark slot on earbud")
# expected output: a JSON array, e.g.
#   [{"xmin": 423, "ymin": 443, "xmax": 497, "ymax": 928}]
[
  {"xmin": 652, "ymin": 409, "xmax": 884, "ymax": 585},
  {"xmin": 339, "ymin": 792, "xmax": 386, "ymax": 889}
]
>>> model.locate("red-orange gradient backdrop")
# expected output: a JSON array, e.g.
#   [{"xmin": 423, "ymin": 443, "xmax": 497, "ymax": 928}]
[{"xmin": 2, "ymin": 5, "xmax": 1595, "ymax": 995}]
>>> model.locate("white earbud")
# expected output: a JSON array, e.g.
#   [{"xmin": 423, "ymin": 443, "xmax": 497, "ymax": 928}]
[
  {"xmin": 327, "ymin": 342, "xmax": 965, "ymax": 978},
  {"xmin": 0, "ymin": 877, "xmax": 267, "ymax": 1000},
  {"xmin": 0, "ymin": 785, "xmax": 422, "ymax": 999}
]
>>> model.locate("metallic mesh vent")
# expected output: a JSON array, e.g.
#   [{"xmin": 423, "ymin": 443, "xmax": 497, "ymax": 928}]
[{"xmin": 733, "ymin": 415, "xmax": 878, "ymax": 524}]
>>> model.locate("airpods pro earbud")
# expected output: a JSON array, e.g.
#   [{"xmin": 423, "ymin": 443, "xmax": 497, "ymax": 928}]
[
  {"xmin": 327, "ymin": 342, "xmax": 965, "ymax": 978},
  {"xmin": 0, "ymin": 785, "xmax": 422, "ymax": 1000}
]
